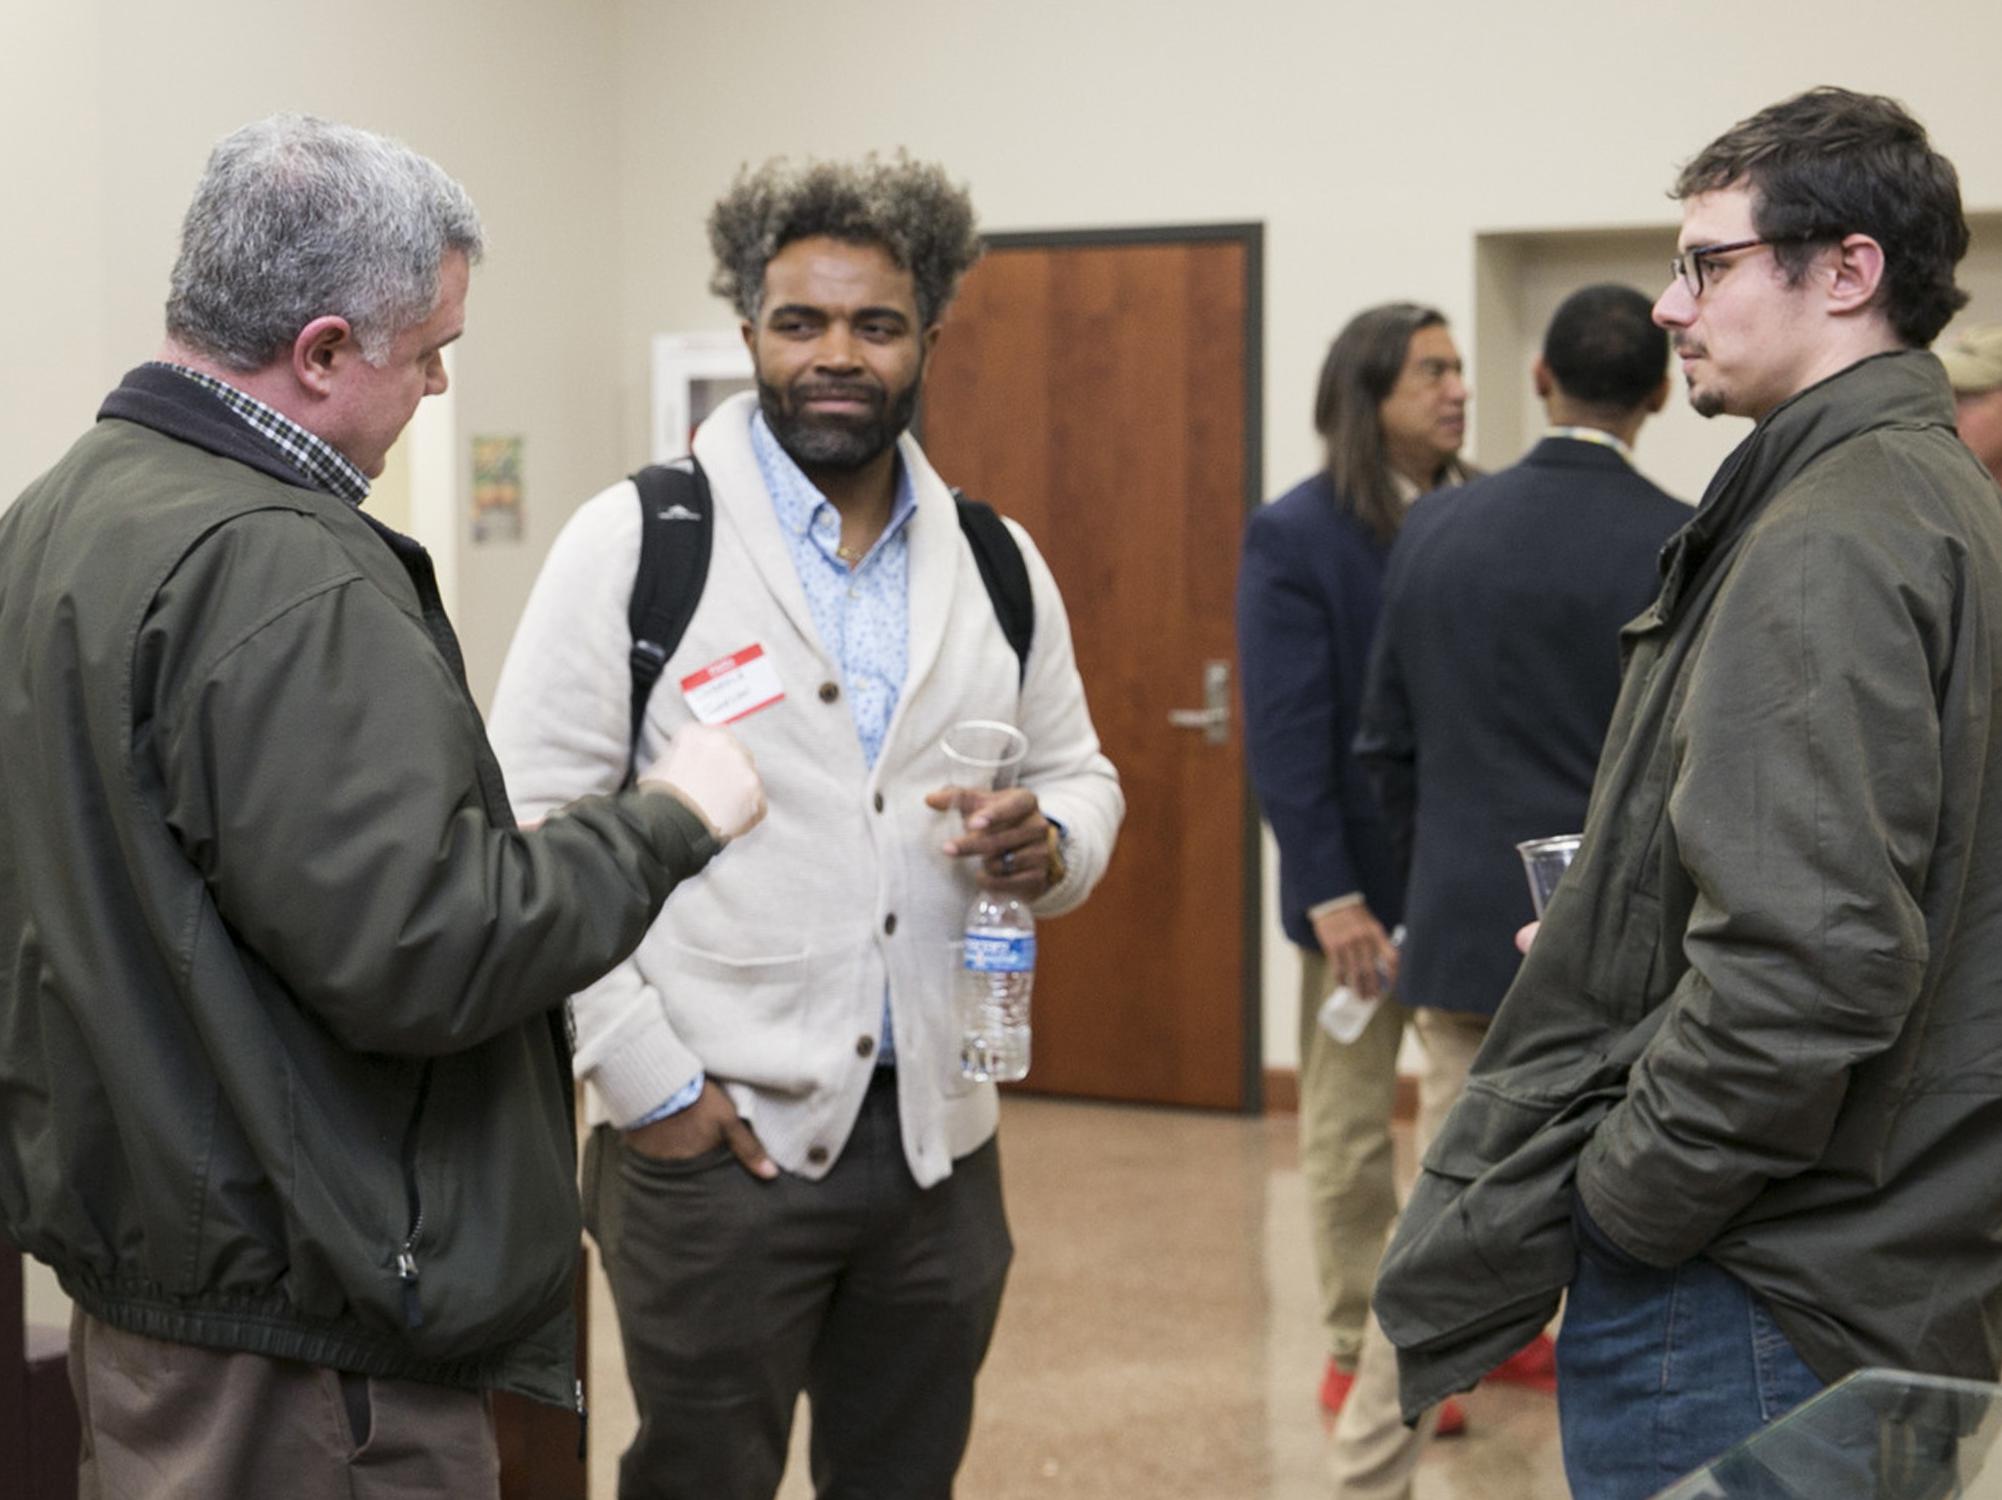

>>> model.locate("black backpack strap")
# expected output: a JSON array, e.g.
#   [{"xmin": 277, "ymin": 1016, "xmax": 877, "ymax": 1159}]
[
  {"xmin": 626, "ymin": 459, "xmax": 714, "ymax": 780},
  {"xmin": 952, "ymin": 491, "xmax": 1035, "ymax": 684}
]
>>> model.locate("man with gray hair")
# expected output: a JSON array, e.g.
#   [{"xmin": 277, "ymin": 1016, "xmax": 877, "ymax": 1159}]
[
  {"xmin": 0, "ymin": 114, "xmax": 764, "ymax": 1498},
  {"xmin": 1941, "ymin": 323, "xmax": 2002, "ymax": 485},
  {"xmin": 489, "ymin": 154, "xmax": 1123, "ymax": 1499}
]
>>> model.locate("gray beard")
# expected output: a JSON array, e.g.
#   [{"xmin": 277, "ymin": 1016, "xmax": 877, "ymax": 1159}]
[{"xmin": 757, "ymin": 375, "xmax": 921, "ymax": 472}]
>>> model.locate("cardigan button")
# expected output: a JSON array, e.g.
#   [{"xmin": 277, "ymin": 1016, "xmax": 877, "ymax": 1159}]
[
  {"xmin": 818, "ymin": 681, "xmax": 840, "ymax": 703},
  {"xmin": 872, "ymin": 791, "xmax": 885, "ymax": 813},
  {"xmin": 856, "ymin": 1035, "xmax": 875, "ymax": 1058},
  {"xmin": 807, "ymin": 1145, "xmax": 830, "ymax": 1166},
  {"xmin": 883, "ymin": 913, "xmax": 897, "ymax": 936}
]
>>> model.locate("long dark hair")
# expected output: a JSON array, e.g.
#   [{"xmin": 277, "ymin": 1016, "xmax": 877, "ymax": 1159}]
[{"xmin": 1314, "ymin": 302, "xmax": 1448, "ymax": 544}]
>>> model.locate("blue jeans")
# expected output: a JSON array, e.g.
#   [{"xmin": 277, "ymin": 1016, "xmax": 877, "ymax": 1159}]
[{"xmin": 1557, "ymin": 1227, "xmax": 1825, "ymax": 1499}]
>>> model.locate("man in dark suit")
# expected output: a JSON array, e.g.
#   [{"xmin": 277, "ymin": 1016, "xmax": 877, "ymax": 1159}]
[
  {"xmin": 1236, "ymin": 302, "xmax": 1475, "ymax": 1433},
  {"xmin": 1328, "ymin": 284, "xmax": 1686, "ymax": 1497}
]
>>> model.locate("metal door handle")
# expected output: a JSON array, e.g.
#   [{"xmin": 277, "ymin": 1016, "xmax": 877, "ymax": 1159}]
[{"xmin": 1168, "ymin": 660, "xmax": 1232, "ymax": 745}]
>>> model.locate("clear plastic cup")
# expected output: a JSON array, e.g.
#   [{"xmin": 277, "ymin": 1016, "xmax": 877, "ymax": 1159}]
[
  {"xmin": 941, "ymin": 719, "xmax": 1028, "ymax": 792},
  {"xmin": 1516, "ymin": 834, "xmax": 1583, "ymax": 919}
]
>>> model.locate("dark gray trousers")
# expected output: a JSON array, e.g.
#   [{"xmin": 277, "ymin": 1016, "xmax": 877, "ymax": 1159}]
[{"xmin": 583, "ymin": 1072, "xmax": 1012, "ymax": 1500}]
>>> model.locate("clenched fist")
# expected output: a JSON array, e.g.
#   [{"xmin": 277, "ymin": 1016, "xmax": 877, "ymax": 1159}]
[{"xmin": 638, "ymin": 725, "xmax": 767, "ymax": 842}]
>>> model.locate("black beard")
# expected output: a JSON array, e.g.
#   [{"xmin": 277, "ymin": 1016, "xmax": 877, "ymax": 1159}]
[{"xmin": 757, "ymin": 372, "xmax": 921, "ymax": 472}]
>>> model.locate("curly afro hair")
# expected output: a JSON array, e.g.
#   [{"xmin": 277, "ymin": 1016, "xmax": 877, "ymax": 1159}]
[{"xmin": 708, "ymin": 152, "xmax": 981, "ymax": 328}]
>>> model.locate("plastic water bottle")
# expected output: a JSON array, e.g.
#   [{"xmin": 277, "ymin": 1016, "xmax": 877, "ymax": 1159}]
[{"xmin": 957, "ymin": 889, "xmax": 1035, "ymax": 1082}]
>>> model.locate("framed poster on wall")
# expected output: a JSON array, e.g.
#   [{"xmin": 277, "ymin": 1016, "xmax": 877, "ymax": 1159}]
[{"xmin": 651, "ymin": 332, "xmax": 753, "ymax": 462}]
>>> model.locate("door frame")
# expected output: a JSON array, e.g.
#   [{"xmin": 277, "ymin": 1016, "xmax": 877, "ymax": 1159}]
[{"xmin": 928, "ymin": 222, "xmax": 1267, "ymax": 1113}]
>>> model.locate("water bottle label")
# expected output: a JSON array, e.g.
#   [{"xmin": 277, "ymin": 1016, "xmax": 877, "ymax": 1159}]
[{"xmin": 962, "ymin": 930, "xmax": 1036, "ymax": 973}]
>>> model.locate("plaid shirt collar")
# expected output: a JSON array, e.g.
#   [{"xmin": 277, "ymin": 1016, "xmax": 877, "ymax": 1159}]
[{"xmin": 150, "ymin": 362, "xmax": 371, "ymax": 504}]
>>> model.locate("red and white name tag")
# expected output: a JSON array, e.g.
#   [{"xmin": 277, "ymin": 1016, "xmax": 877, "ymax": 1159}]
[{"xmin": 680, "ymin": 644, "xmax": 785, "ymax": 725}]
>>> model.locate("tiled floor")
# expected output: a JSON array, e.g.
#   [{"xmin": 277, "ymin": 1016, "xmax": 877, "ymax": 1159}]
[{"xmin": 586, "ymin": 1096, "xmax": 1568, "ymax": 1499}]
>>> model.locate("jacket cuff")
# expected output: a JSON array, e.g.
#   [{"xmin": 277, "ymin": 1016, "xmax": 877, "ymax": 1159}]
[
  {"xmin": 630, "ymin": 790, "xmax": 723, "ymax": 872},
  {"xmin": 1573, "ymin": 1165, "xmax": 1672, "ymax": 1271}
]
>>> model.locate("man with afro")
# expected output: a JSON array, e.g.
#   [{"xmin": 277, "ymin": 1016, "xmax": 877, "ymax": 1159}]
[{"xmin": 489, "ymin": 155, "xmax": 1124, "ymax": 1499}]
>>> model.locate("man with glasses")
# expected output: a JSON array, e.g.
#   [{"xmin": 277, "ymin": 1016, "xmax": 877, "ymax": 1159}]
[{"xmin": 1374, "ymin": 87, "xmax": 2002, "ymax": 1498}]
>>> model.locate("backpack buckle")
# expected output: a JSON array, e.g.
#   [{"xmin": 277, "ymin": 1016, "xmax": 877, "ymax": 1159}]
[{"xmin": 629, "ymin": 639, "xmax": 668, "ymax": 685}]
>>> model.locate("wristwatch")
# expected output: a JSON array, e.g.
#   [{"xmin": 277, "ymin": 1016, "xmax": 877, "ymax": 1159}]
[{"xmin": 1044, "ymin": 823, "xmax": 1068, "ymax": 887}]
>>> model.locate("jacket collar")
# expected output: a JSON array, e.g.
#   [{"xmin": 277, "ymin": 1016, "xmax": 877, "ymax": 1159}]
[
  {"xmin": 96, "ymin": 364, "xmax": 440, "ymax": 593},
  {"xmin": 97, "ymin": 364, "xmax": 329, "ymax": 495},
  {"xmin": 1647, "ymin": 349, "xmax": 1957, "ymax": 627}
]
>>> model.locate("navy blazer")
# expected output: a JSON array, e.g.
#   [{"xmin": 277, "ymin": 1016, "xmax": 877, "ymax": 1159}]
[
  {"xmin": 1355, "ymin": 436, "xmax": 1688, "ymax": 1016},
  {"xmin": 1237, "ymin": 471, "xmax": 1404, "ymax": 952}
]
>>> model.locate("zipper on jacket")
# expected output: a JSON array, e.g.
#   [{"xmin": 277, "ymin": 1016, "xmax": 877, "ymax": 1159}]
[
  {"xmin": 576, "ymin": 1379, "xmax": 589, "ymax": 1459},
  {"xmin": 396, "ymin": 1245, "xmax": 422, "ymax": 1329},
  {"xmin": 396, "ymin": 1062, "xmax": 434, "ymax": 1329}
]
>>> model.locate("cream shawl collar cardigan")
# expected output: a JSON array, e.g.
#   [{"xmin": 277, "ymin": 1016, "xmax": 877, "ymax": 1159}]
[{"xmin": 489, "ymin": 395, "xmax": 1123, "ymax": 1184}]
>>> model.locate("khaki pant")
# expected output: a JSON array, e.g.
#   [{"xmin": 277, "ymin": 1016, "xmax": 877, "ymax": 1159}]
[
  {"xmin": 69, "ymin": 1309, "xmax": 499, "ymax": 1500},
  {"xmin": 1298, "ymin": 946, "xmax": 1408, "ymax": 1368},
  {"xmin": 1329, "ymin": 1006, "xmax": 1490, "ymax": 1499}
]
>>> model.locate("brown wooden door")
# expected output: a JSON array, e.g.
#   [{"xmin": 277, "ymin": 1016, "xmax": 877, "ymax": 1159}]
[{"xmin": 921, "ymin": 228, "xmax": 1261, "ymax": 1111}]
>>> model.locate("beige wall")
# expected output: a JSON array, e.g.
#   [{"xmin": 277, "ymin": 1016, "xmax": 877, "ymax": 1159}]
[
  {"xmin": 0, "ymin": 0, "xmax": 626, "ymax": 701},
  {"xmin": 609, "ymin": 0, "xmax": 2002, "ymax": 485},
  {"xmin": 9, "ymin": 0, "xmax": 2002, "ymax": 1094},
  {"xmin": 2, "ymin": 2, "xmax": 108, "ymax": 508}
]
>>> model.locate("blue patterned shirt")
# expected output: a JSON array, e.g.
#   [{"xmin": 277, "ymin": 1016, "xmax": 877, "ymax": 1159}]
[
  {"xmin": 749, "ymin": 411, "xmax": 916, "ymax": 764},
  {"xmin": 754, "ymin": 409, "xmax": 914, "ymax": 1068}
]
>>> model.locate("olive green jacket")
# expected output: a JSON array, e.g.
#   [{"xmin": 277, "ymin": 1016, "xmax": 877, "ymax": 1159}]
[
  {"xmin": 0, "ymin": 369, "xmax": 718, "ymax": 1405},
  {"xmin": 1377, "ymin": 350, "xmax": 2002, "ymax": 1416}
]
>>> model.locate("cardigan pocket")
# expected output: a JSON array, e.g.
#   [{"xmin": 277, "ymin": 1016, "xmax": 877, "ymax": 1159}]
[
  {"xmin": 659, "ymin": 941, "xmax": 812, "ymax": 982},
  {"xmin": 659, "ymin": 941, "xmax": 817, "ymax": 1095}
]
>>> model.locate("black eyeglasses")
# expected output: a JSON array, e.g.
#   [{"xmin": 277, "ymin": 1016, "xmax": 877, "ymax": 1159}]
[{"xmin": 1669, "ymin": 238, "xmax": 1787, "ymax": 298}]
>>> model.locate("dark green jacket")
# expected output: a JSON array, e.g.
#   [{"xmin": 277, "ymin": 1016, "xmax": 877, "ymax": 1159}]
[
  {"xmin": 0, "ymin": 368, "xmax": 718, "ymax": 1405},
  {"xmin": 1377, "ymin": 350, "xmax": 2002, "ymax": 1416}
]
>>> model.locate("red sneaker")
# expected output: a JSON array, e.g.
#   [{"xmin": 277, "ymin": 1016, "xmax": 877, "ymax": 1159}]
[
  {"xmin": 1321, "ymin": 1360, "xmax": 1471, "ymax": 1438},
  {"xmin": 1435, "ymin": 1396, "xmax": 1469, "ymax": 1437},
  {"xmin": 1485, "ymin": 1332, "xmax": 1558, "ymax": 1394},
  {"xmin": 1318, "ymin": 1359, "xmax": 1356, "ymax": 1416}
]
